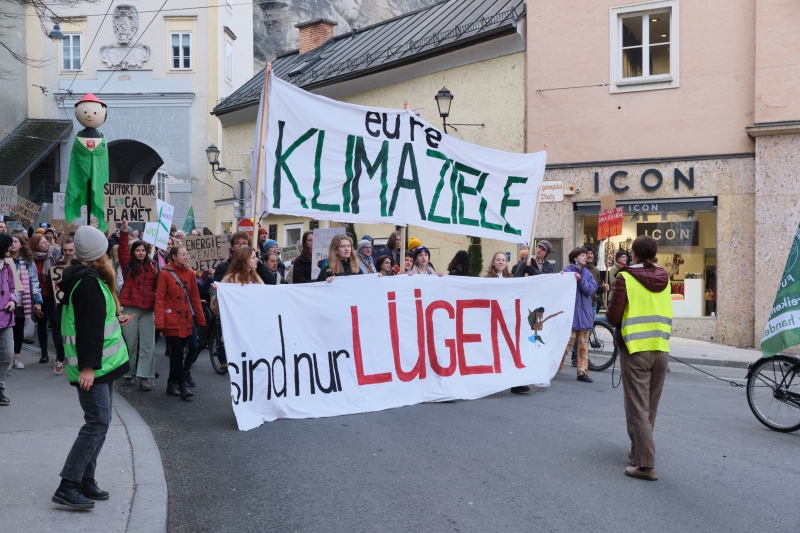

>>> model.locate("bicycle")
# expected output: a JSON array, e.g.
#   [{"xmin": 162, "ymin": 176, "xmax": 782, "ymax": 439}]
[
  {"xmin": 587, "ymin": 319, "xmax": 619, "ymax": 372},
  {"xmin": 745, "ymin": 354, "xmax": 800, "ymax": 432},
  {"xmin": 195, "ymin": 303, "xmax": 228, "ymax": 375}
]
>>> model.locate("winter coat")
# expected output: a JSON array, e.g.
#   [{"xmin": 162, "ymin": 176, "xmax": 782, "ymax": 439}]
[
  {"xmin": 0, "ymin": 262, "xmax": 17, "ymax": 329},
  {"xmin": 214, "ymin": 257, "xmax": 272, "ymax": 285},
  {"xmin": 448, "ymin": 268, "xmax": 466, "ymax": 276},
  {"xmin": 263, "ymin": 268, "xmax": 283, "ymax": 285},
  {"xmin": 586, "ymin": 263, "xmax": 603, "ymax": 306},
  {"xmin": 154, "ymin": 262, "xmax": 206, "ymax": 338},
  {"xmin": 606, "ymin": 262, "xmax": 670, "ymax": 345},
  {"xmin": 118, "ymin": 230, "xmax": 159, "ymax": 311},
  {"xmin": 514, "ymin": 257, "xmax": 554, "ymax": 278},
  {"xmin": 563, "ymin": 263, "xmax": 597, "ymax": 331},
  {"xmin": 317, "ymin": 260, "xmax": 362, "ymax": 282},
  {"xmin": 35, "ymin": 245, "xmax": 61, "ymax": 298},
  {"xmin": 12, "ymin": 257, "xmax": 43, "ymax": 306},
  {"xmin": 374, "ymin": 246, "xmax": 399, "ymax": 266},
  {"xmin": 292, "ymin": 253, "xmax": 313, "ymax": 284},
  {"xmin": 357, "ymin": 252, "xmax": 375, "ymax": 274}
]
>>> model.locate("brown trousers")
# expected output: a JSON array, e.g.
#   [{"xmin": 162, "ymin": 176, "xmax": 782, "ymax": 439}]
[{"xmin": 619, "ymin": 344, "xmax": 669, "ymax": 468}]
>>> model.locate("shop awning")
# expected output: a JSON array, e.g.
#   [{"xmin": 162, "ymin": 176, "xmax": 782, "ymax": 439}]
[
  {"xmin": 0, "ymin": 119, "xmax": 73, "ymax": 186},
  {"xmin": 573, "ymin": 197, "xmax": 716, "ymax": 214}
]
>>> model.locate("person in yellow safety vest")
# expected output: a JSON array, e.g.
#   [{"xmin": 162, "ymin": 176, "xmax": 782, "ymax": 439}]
[
  {"xmin": 606, "ymin": 235, "xmax": 671, "ymax": 482},
  {"xmin": 51, "ymin": 226, "xmax": 131, "ymax": 510}
]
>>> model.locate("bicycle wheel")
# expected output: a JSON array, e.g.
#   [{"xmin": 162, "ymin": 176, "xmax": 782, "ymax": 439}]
[
  {"xmin": 209, "ymin": 319, "xmax": 228, "ymax": 375},
  {"xmin": 746, "ymin": 355, "xmax": 800, "ymax": 433},
  {"xmin": 587, "ymin": 320, "xmax": 618, "ymax": 372}
]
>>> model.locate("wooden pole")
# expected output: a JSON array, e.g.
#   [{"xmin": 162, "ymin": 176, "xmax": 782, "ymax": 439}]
[
  {"xmin": 399, "ymin": 226, "xmax": 406, "ymax": 272},
  {"xmin": 252, "ymin": 64, "xmax": 271, "ymax": 248},
  {"xmin": 526, "ymin": 143, "xmax": 548, "ymax": 267},
  {"xmin": 87, "ymin": 179, "xmax": 91, "ymax": 226}
]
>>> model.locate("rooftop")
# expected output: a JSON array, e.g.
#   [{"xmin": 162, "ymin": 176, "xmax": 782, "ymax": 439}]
[{"xmin": 0, "ymin": 119, "xmax": 73, "ymax": 186}]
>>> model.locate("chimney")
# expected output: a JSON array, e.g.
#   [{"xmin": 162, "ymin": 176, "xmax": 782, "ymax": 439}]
[{"xmin": 295, "ymin": 19, "xmax": 337, "ymax": 55}]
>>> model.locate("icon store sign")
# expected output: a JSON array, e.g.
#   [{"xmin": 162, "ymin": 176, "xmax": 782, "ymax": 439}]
[{"xmin": 594, "ymin": 167, "xmax": 695, "ymax": 193}]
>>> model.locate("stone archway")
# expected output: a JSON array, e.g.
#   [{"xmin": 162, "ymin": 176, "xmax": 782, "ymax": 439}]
[{"xmin": 107, "ymin": 139, "xmax": 164, "ymax": 184}]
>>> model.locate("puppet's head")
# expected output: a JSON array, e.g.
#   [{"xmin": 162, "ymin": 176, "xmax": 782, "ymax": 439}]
[{"xmin": 74, "ymin": 93, "xmax": 107, "ymax": 129}]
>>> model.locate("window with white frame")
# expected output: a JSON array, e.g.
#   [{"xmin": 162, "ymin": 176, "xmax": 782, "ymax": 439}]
[
  {"xmin": 609, "ymin": 1, "xmax": 679, "ymax": 93},
  {"xmin": 62, "ymin": 34, "xmax": 82, "ymax": 71},
  {"xmin": 225, "ymin": 40, "xmax": 233, "ymax": 81},
  {"xmin": 171, "ymin": 32, "xmax": 192, "ymax": 70},
  {"xmin": 156, "ymin": 170, "xmax": 167, "ymax": 201}
]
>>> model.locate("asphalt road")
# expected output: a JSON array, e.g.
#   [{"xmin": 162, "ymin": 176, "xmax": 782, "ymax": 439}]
[{"xmin": 119, "ymin": 346, "xmax": 800, "ymax": 533}]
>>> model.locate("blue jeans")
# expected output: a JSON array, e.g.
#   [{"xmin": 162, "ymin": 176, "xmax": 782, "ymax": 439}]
[
  {"xmin": 60, "ymin": 381, "xmax": 114, "ymax": 483},
  {"xmin": 183, "ymin": 321, "xmax": 199, "ymax": 372}
]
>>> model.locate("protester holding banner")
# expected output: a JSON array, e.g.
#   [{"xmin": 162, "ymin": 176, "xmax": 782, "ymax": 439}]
[
  {"xmin": 221, "ymin": 248, "xmax": 264, "ymax": 286},
  {"xmin": 118, "ymin": 221, "xmax": 159, "ymax": 392},
  {"xmin": 410, "ymin": 246, "xmax": 442, "ymax": 276},
  {"xmin": 289, "ymin": 231, "xmax": 314, "ymax": 284},
  {"xmin": 515, "ymin": 241, "xmax": 554, "ymax": 278},
  {"xmin": 215, "ymin": 232, "xmax": 271, "ymax": 285},
  {"xmin": 403, "ymin": 251, "xmax": 414, "ymax": 273},
  {"xmin": 30, "ymin": 234, "xmax": 62, "ymax": 364},
  {"xmin": 485, "ymin": 252, "xmax": 513, "ymax": 278},
  {"xmin": 558, "ymin": 248, "xmax": 598, "ymax": 382},
  {"xmin": 606, "ymin": 235, "xmax": 671, "ymax": 482},
  {"xmin": 374, "ymin": 254, "xmax": 394, "ymax": 277},
  {"xmin": 511, "ymin": 249, "xmax": 529, "ymax": 276},
  {"xmin": 155, "ymin": 245, "xmax": 206, "ymax": 401},
  {"xmin": 356, "ymin": 240, "xmax": 375, "ymax": 274},
  {"xmin": 317, "ymin": 234, "xmax": 362, "ymax": 282},
  {"xmin": 0, "ymin": 235, "xmax": 17, "ymax": 406},
  {"xmin": 447, "ymin": 250, "xmax": 471, "ymax": 276},
  {"xmin": 262, "ymin": 253, "xmax": 285, "ymax": 285},
  {"xmin": 9, "ymin": 235, "xmax": 42, "ymax": 370},
  {"xmin": 261, "ymin": 239, "xmax": 286, "ymax": 278}
]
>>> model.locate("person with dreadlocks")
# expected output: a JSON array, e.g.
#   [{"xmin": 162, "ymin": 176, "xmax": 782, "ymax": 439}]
[{"xmin": 52, "ymin": 225, "xmax": 131, "ymax": 510}]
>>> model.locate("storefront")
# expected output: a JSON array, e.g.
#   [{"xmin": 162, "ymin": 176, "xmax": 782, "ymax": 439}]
[{"xmin": 535, "ymin": 155, "xmax": 756, "ymax": 348}]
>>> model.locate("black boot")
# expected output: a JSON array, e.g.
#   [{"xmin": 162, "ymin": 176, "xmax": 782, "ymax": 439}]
[
  {"xmin": 52, "ymin": 479, "xmax": 95, "ymax": 509},
  {"xmin": 166, "ymin": 380, "xmax": 180, "ymax": 396},
  {"xmin": 184, "ymin": 371, "xmax": 196, "ymax": 387},
  {"xmin": 39, "ymin": 353, "xmax": 50, "ymax": 364},
  {"xmin": 510, "ymin": 386, "xmax": 531, "ymax": 394},
  {"xmin": 0, "ymin": 386, "xmax": 9, "ymax": 406},
  {"xmin": 81, "ymin": 478, "xmax": 109, "ymax": 500},
  {"xmin": 179, "ymin": 382, "xmax": 194, "ymax": 401}
]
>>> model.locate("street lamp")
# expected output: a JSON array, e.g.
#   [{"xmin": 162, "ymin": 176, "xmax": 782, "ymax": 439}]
[
  {"xmin": 48, "ymin": 21, "xmax": 66, "ymax": 40},
  {"xmin": 435, "ymin": 86, "xmax": 453, "ymax": 133},
  {"xmin": 206, "ymin": 144, "xmax": 233, "ymax": 191}
]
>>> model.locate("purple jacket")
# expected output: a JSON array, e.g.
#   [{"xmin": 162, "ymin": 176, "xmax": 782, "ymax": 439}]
[
  {"xmin": 563, "ymin": 263, "xmax": 597, "ymax": 331},
  {"xmin": 0, "ymin": 262, "xmax": 17, "ymax": 329}
]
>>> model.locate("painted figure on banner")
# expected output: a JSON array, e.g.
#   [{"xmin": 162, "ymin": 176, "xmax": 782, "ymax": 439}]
[
  {"xmin": 64, "ymin": 93, "xmax": 109, "ymax": 232},
  {"xmin": 527, "ymin": 308, "xmax": 564, "ymax": 346}
]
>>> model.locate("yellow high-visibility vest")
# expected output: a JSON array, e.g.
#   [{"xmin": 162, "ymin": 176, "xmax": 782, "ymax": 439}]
[{"xmin": 619, "ymin": 271, "xmax": 672, "ymax": 353}]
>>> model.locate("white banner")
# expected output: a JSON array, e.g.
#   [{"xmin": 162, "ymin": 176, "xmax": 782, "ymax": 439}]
[
  {"xmin": 218, "ymin": 274, "xmax": 576, "ymax": 431},
  {"xmin": 258, "ymin": 72, "xmax": 546, "ymax": 244},
  {"xmin": 52, "ymin": 192, "xmax": 65, "ymax": 220}
]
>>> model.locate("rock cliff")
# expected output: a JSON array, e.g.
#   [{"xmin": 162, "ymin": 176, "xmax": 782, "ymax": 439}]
[{"xmin": 254, "ymin": 0, "xmax": 437, "ymax": 68}]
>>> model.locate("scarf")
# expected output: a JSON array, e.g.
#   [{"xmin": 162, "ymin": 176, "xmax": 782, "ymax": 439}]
[
  {"xmin": 412, "ymin": 264, "xmax": 436, "ymax": 275},
  {"xmin": 357, "ymin": 252, "xmax": 375, "ymax": 273},
  {"xmin": 34, "ymin": 249, "xmax": 54, "ymax": 274},
  {"xmin": 18, "ymin": 261, "xmax": 33, "ymax": 324}
]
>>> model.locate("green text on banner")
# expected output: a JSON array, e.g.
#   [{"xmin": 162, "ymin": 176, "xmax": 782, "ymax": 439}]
[{"xmin": 761, "ymin": 220, "xmax": 800, "ymax": 357}]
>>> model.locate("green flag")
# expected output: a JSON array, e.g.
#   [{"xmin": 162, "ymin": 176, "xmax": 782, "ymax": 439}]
[
  {"xmin": 64, "ymin": 134, "xmax": 109, "ymax": 232},
  {"xmin": 761, "ymin": 220, "xmax": 800, "ymax": 357},
  {"xmin": 182, "ymin": 206, "xmax": 196, "ymax": 233}
]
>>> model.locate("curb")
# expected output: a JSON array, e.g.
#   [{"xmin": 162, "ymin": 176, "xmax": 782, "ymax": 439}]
[
  {"xmin": 113, "ymin": 389, "xmax": 168, "ymax": 533},
  {"xmin": 670, "ymin": 356, "xmax": 751, "ymax": 370}
]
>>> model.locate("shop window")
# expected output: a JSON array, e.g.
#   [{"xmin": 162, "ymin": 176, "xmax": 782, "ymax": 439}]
[
  {"xmin": 610, "ymin": 1, "xmax": 679, "ymax": 93},
  {"xmin": 575, "ymin": 198, "xmax": 716, "ymax": 317}
]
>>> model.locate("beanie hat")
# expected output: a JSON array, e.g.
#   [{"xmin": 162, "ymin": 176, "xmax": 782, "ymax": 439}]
[
  {"xmin": 356, "ymin": 239, "xmax": 371, "ymax": 252},
  {"xmin": 362, "ymin": 234, "xmax": 372, "ymax": 241},
  {"xmin": 74, "ymin": 225, "xmax": 108, "ymax": 262},
  {"xmin": 258, "ymin": 227, "xmax": 267, "ymax": 235},
  {"xmin": 536, "ymin": 240, "xmax": 553, "ymax": 254},
  {"xmin": 408, "ymin": 236, "xmax": 422, "ymax": 250},
  {"xmin": 264, "ymin": 239, "xmax": 278, "ymax": 250},
  {"xmin": 413, "ymin": 246, "xmax": 430, "ymax": 262},
  {"xmin": 519, "ymin": 249, "xmax": 529, "ymax": 260},
  {"xmin": 35, "ymin": 228, "xmax": 45, "ymax": 234}
]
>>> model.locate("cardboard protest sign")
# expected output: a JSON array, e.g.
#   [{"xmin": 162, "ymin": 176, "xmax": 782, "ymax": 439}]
[
  {"xmin": 184, "ymin": 235, "xmax": 230, "ymax": 272},
  {"xmin": 53, "ymin": 192, "xmax": 65, "ymax": 220},
  {"xmin": 281, "ymin": 244, "xmax": 300, "ymax": 260},
  {"xmin": 6, "ymin": 220, "xmax": 24, "ymax": 234},
  {"xmin": 50, "ymin": 265, "xmax": 65, "ymax": 304},
  {"xmin": 255, "ymin": 72, "xmax": 546, "ymax": 245},
  {"xmin": 13, "ymin": 195, "xmax": 40, "ymax": 224},
  {"xmin": 311, "ymin": 227, "xmax": 345, "ymax": 280},
  {"xmin": 597, "ymin": 195, "xmax": 624, "ymax": 240},
  {"xmin": 0, "ymin": 186, "xmax": 17, "ymax": 216},
  {"xmin": 103, "ymin": 183, "xmax": 157, "ymax": 223},
  {"xmin": 217, "ymin": 273, "xmax": 577, "ymax": 430}
]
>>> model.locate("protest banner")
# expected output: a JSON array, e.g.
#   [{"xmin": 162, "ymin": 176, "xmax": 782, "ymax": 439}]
[
  {"xmin": 0, "ymin": 186, "xmax": 17, "ymax": 216},
  {"xmin": 281, "ymin": 244, "xmax": 300, "ymax": 260},
  {"xmin": 253, "ymin": 72, "xmax": 546, "ymax": 245},
  {"xmin": 142, "ymin": 199, "xmax": 174, "ymax": 250},
  {"xmin": 217, "ymin": 274, "xmax": 576, "ymax": 430},
  {"xmin": 598, "ymin": 194, "xmax": 624, "ymax": 241},
  {"xmin": 53, "ymin": 192, "xmax": 65, "ymax": 220},
  {"xmin": 311, "ymin": 227, "xmax": 345, "ymax": 280},
  {"xmin": 761, "ymin": 220, "xmax": 800, "ymax": 357},
  {"xmin": 184, "ymin": 235, "xmax": 230, "ymax": 272},
  {"xmin": 13, "ymin": 195, "xmax": 40, "ymax": 224},
  {"xmin": 6, "ymin": 220, "xmax": 24, "ymax": 233},
  {"xmin": 103, "ymin": 183, "xmax": 157, "ymax": 223},
  {"xmin": 50, "ymin": 265, "xmax": 65, "ymax": 304}
]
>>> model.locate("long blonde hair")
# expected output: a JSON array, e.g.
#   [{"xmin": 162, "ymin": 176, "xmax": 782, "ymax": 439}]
[
  {"xmin": 90, "ymin": 255, "xmax": 123, "ymax": 316},
  {"xmin": 224, "ymin": 247, "xmax": 261, "ymax": 285},
  {"xmin": 484, "ymin": 252, "xmax": 512, "ymax": 278},
  {"xmin": 325, "ymin": 234, "xmax": 359, "ymax": 275}
]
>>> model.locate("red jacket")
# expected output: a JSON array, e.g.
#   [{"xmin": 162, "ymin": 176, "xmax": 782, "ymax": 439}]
[
  {"xmin": 154, "ymin": 261, "xmax": 206, "ymax": 337},
  {"xmin": 118, "ymin": 231, "xmax": 159, "ymax": 310}
]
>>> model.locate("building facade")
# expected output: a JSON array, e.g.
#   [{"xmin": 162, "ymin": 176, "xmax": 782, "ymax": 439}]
[
  {"xmin": 526, "ymin": 0, "xmax": 800, "ymax": 349},
  {"xmin": 11, "ymin": 0, "xmax": 252, "ymax": 228}
]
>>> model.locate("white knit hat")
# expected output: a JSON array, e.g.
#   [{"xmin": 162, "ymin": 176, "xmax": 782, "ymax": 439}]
[{"xmin": 74, "ymin": 225, "xmax": 108, "ymax": 262}]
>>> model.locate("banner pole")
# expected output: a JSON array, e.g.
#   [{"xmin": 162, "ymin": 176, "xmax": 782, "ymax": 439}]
[
  {"xmin": 252, "ymin": 63, "xmax": 271, "ymax": 248},
  {"xmin": 399, "ymin": 226, "xmax": 406, "ymax": 273},
  {"xmin": 526, "ymin": 143, "xmax": 548, "ymax": 267}
]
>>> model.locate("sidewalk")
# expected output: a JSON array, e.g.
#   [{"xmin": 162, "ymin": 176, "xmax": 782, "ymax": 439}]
[
  {"xmin": 0, "ymin": 342, "xmax": 166, "ymax": 533},
  {"xmin": 669, "ymin": 336, "xmax": 763, "ymax": 369}
]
